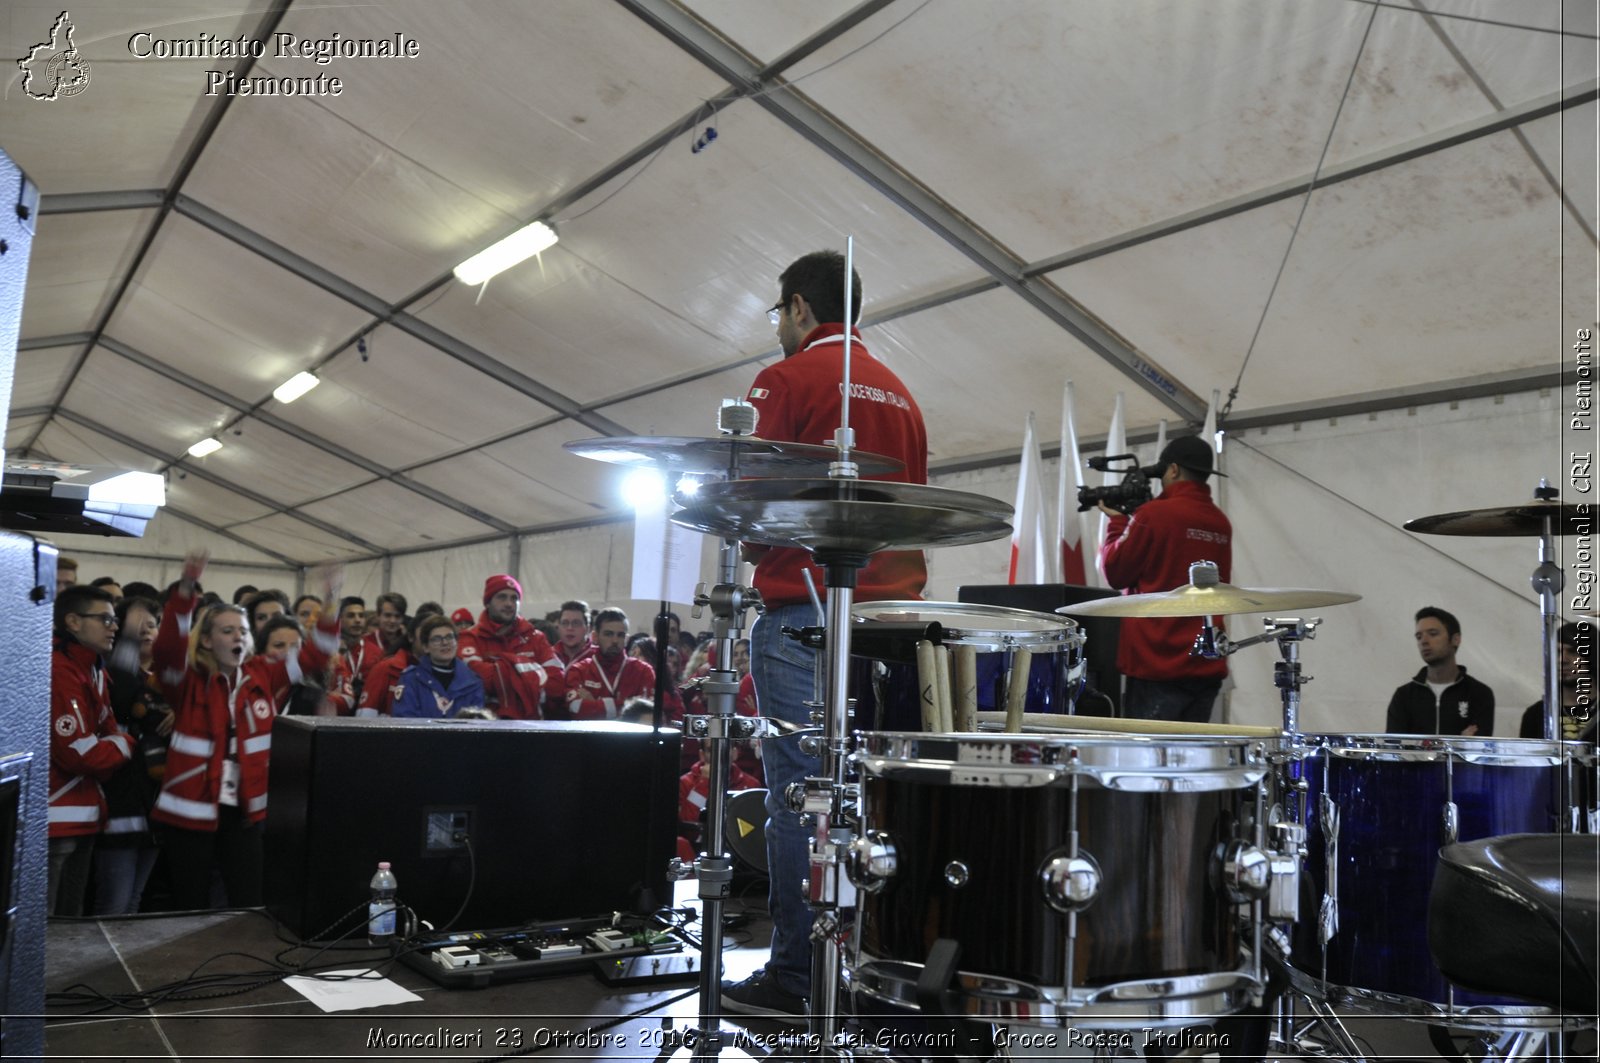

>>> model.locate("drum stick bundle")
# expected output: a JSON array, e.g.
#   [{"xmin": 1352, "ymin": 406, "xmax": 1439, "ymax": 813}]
[{"xmin": 975, "ymin": 710, "xmax": 1279, "ymax": 738}]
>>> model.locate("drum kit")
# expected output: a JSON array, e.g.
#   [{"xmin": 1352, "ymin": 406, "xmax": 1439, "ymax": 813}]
[{"xmin": 565, "ymin": 253, "xmax": 1593, "ymax": 1059}]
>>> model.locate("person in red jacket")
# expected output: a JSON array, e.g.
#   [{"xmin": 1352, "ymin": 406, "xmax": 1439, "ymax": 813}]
[
  {"xmin": 456, "ymin": 574, "xmax": 557, "ymax": 719},
  {"xmin": 546, "ymin": 599, "xmax": 595, "ymax": 716},
  {"xmin": 48, "ymin": 584, "xmax": 133, "ymax": 915},
  {"xmin": 356, "ymin": 605, "xmax": 444, "ymax": 716},
  {"xmin": 563, "ymin": 608, "xmax": 655, "ymax": 720},
  {"xmin": 1098, "ymin": 434, "xmax": 1232, "ymax": 723},
  {"xmin": 150, "ymin": 551, "xmax": 342, "ymax": 909}
]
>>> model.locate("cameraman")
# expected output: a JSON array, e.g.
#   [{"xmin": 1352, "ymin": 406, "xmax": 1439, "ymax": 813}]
[{"xmin": 1098, "ymin": 435, "xmax": 1232, "ymax": 723}]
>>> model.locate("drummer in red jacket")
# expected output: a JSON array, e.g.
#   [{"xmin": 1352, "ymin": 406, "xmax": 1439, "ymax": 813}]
[
  {"xmin": 150, "ymin": 550, "xmax": 342, "ymax": 909},
  {"xmin": 456, "ymin": 574, "xmax": 557, "ymax": 719}
]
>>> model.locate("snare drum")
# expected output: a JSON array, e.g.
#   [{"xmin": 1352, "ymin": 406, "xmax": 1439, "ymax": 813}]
[
  {"xmin": 851, "ymin": 602, "xmax": 1086, "ymax": 729},
  {"xmin": 1286, "ymin": 734, "xmax": 1593, "ymax": 1022},
  {"xmin": 846, "ymin": 729, "xmax": 1270, "ymax": 1027}
]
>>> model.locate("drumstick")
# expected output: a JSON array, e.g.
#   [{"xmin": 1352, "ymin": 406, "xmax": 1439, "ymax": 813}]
[
  {"xmin": 975, "ymin": 710, "xmax": 1280, "ymax": 738},
  {"xmin": 915, "ymin": 640, "xmax": 939, "ymax": 732},
  {"xmin": 1004, "ymin": 649, "xmax": 1032, "ymax": 732},
  {"xmin": 953, "ymin": 645, "xmax": 978, "ymax": 731},
  {"xmin": 934, "ymin": 645, "xmax": 953, "ymax": 732}
]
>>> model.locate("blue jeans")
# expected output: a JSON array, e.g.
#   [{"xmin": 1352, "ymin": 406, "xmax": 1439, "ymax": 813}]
[
  {"xmin": 752, "ymin": 603, "xmax": 821, "ymax": 997},
  {"xmin": 1123, "ymin": 676, "xmax": 1221, "ymax": 724},
  {"xmin": 92, "ymin": 845, "xmax": 160, "ymax": 916}
]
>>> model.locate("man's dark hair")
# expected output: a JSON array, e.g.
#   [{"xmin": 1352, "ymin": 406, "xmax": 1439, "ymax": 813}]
[
  {"xmin": 376, "ymin": 592, "xmax": 408, "ymax": 616},
  {"xmin": 257, "ymin": 614, "xmax": 305, "ymax": 648},
  {"xmin": 594, "ymin": 607, "xmax": 628, "ymax": 630},
  {"xmin": 1415, "ymin": 606, "xmax": 1461, "ymax": 639},
  {"xmin": 245, "ymin": 588, "xmax": 291, "ymax": 618},
  {"xmin": 779, "ymin": 250, "xmax": 862, "ymax": 326},
  {"xmin": 292, "ymin": 594, "xmax": 322, "ymax": 612},
  {"xmin": 232, "ymin": 585, "xmax": 259, "ymax": 605},
  {"xmin": 122, "ymin": 581, "xmax": 160, "ymax": 602},
  {"xmin": 55, "ymin": 585, "xmax": 115, "ymax": 630},
  {"xmin": 559, "ymin": 599, "xmax": 590, "ymax": 618},
  {"xmin": 338, "ymin": 596, "xmax": 366, "ymax": 617},
  {"xmin": 414, "ymin": 601, "xmax": 443, "ymax": 621},
  {"xmin": 115, "ymin": 595, "xmax": 162, "ymax": 629},
  {"xmin": 89, "ymin": 576, "xmax": 121, "ymax": 591}
]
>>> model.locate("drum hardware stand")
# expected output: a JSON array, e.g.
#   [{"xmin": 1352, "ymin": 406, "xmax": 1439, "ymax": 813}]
[{"xmin": 1529, "ymin": 481, "xmax": 1565, "ymax": 743}]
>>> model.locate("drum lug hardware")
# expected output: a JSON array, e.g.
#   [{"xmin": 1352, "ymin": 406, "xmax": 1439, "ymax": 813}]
[
  {"xmin": 943, "ymin": 861, "xmax": 970, "ymax": 888},
  {"xmin": 789, "ymin": 776, "xmax": 834, "ymax": 815},
  {"xmin": 1441, "ymin": 800, "xmax": 1459, "ymax": 844},
  {"xmin": 847, "ymin": 831, "xmax": 899, "ymax": 892},
  {"xmin": 1222, "ymin": 841, "xmax": 1272, "ymax": 902},
  {"xmin": 1040, "ymin": 850, "xmax": 1101, "ymax": 913},
  {"xmin": 1268, "ymin": 821, "xmax": 1304, "ymax": 921}
]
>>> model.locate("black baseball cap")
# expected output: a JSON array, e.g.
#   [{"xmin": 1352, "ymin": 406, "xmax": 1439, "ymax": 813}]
[{"xmin": 1141, "ymin": 435, "xmax": 1226, "ymax": 478}]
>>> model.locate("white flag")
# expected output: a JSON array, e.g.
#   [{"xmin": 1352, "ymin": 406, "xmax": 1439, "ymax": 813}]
[
  {"xmin": 1008, "ymin": 412, "xmax": 1049, "ymax": 584},
  {"xmin": 1056, "ymin": 383, "xmax": 1090, "ymax": 585}
]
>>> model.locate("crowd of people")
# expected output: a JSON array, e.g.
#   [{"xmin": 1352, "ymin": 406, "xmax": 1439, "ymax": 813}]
[{"xmin": 46, "ymin": 551, "xmax": 761, "ymax": 918}]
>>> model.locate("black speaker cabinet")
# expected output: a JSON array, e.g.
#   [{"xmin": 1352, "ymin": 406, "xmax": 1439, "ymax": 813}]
[{"xmin": 265, "ymin": 718, "xmax": 680, "ymax": 939}]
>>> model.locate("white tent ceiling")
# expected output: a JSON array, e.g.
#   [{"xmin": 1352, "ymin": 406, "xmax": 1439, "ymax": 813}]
[{"xmin": 2, "ymin": 0, "xmax": 1594, "ymax": 568}]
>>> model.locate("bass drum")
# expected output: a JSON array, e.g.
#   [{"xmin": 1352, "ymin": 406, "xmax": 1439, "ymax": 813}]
[{"xmin": 846, "ymin": 729, "xmax": 1271, "ymax": 1028}]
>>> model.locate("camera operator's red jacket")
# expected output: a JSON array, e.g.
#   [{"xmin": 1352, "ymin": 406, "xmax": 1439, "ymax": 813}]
[{"xmin": 1100, "ymin": 480, "xmax": 1231, "ymax": 682}]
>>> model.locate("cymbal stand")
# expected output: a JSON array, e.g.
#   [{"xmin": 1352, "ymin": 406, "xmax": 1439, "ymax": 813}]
[
  {"xmin": 662, "ymin": 409, "xmax": 765, "ymax": 1062},
  {"xmin": 1530, "ymin": 481, "xmax": 1564, "ymax": 741},
  {"xmin": 1194, "ymin": 615, "xmax": 1322, "ymax": 738}
]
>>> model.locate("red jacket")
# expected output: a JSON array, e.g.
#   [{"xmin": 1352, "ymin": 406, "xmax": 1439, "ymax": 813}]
[
  {"xmin": 1099, "ymin": 480, "xmax": 1232, "ymax": 682},
  {"xmin": 745, "ymin": 324, "xmax": 929, "ymax": 608},
  {"xmin": 325, "ymin": 633, "xmax": 387, "ymax": 714},
  {"xmin": 457, "ymin": 613, "xmax": 557, "ymax": 719},
  {"xmin": 151, "ymin": 590, "xmax": 340, "ymax": 830},
  {"xmin": 356, "ymin": 649, "xmax": 414, "ymax": 717},
  {"xmin": 546, "ymin": 640, "xmax": 594, "ymax": 715},
  {"xmin": 49, "ymin": 637, "xmax": 132, "ymax": 838},
  {"xmin": 563, "ymin": 654, "xmax": 655, "ymax": 719}
]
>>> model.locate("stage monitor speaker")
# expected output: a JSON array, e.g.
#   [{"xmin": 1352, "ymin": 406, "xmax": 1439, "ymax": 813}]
[
  {"xmin": 266, "ymin": 718, "xmax": 680, "ymax": 940},
  {"xmin": 957, "ymin": 583, "xmax": 1122, "ymax": 714}
]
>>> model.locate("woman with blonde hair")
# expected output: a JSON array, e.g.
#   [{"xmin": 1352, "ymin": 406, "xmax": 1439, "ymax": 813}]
[{"xmin": 150, "ymin": 551, "xmax": 341, "ymax": 909}]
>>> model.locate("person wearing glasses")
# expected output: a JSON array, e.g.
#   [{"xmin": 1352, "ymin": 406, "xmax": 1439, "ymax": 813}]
[
  {"xmin": 392, "ymin": 614, "xmax": 486, "ymax": 718},
  {"xmin": 356, "ymin": 604, "xmax": 445, "ymax": 716},
  {"xmin": 723, "ymin": 251, "xmax": 929, "ymax": 1021},
  {"xmin": 48, "ymin": 584, "xmax": 133, "ymax": 915}
]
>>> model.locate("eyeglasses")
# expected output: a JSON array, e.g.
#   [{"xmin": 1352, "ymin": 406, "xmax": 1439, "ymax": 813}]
[
  {"xmin": 76, "ymin": 613, "xmax": 118, "ymax": 626},
  {"xmin": 767, "ymin": 300, "xmax": 786, "ymax": 327},
  {"xmin": 427, "ymin": 633, "xmax": 457, "ymax": 647}
]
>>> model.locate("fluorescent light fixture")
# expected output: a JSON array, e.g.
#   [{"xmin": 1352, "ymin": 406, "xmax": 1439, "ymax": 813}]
[
  {"xmin": 273, "ymin": 371, "xmax": 320, "ymax": 404},
  {"xmin": 188, "ymin": 437, "xmax": 223, "ymax": 458},
  {"xmin": 85, "ymin": 471, "xmax": 166, "ymax": 507},
  {"xmin": 453, "ymin": 221, "xmax": 558, "ymax": 285}
]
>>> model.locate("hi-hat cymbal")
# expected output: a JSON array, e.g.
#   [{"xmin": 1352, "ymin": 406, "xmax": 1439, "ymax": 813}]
[
  {"xmin": 1403, "ymin": 502, "xmax": 1590, "ymax": 537},
  {"xmin": 670, "ymin": 478, "xmax": 1012, "ymax": 553},
  {"xmin": 563, "ymin": 435, "xmax": 904, "ymax": 477},
  {"xmin": 1059, "ymin": 582, "xmax": 1361, "ymax": 618}
]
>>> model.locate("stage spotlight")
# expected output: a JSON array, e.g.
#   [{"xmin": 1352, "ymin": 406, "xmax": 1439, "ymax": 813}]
[{"xmin": 621, "ymin": 469, "xmax": 666, "ymax": 510}]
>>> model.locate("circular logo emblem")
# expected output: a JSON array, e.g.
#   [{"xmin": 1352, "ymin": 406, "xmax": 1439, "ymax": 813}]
[
  {"xmin": 251, "ymin": 698, "xmax": 272, "ymax": 721},
  {"xmin": 46, "ymin": 51, "xmax": 91, "ymax": 98},
  {"xmin": 54, "ymin": 714, "xmax": 77, "ymax": 737}
]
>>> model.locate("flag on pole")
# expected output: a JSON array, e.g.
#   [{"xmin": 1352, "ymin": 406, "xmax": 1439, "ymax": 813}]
[
  {"xmin": 1095, "ymin": 393, "xmax": 1126, "ymax": 584},
  {"xmin": 1008, "ymin": 412, "xmax": 1049, "ymax": 585},
  {"xmin": 1055, "ymin": 383, "xmax": 1089, "ymax": 586},
  {"xmin": 1149, "ymin": 418, "xmax": 1168, "ymax": 497},
  {"xmin": 1204, "ymin": 388, "xmax": 1221, "ymax": 456}
]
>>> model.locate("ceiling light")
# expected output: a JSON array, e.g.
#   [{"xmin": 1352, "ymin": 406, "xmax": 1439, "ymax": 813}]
[
  {"xmin": 188, "ymin": 437, "xmax": 223, "ymax": 458},
  {"xmin": 453, "ymin": 221, "xmax": 558, "ymax": 285},
  {"xmin": 273, "ymin": 371, "xmax": 320, "ymax": 404},
  {"xmin": 621, "ymin": 469, "xmax": 666, "ymax": 511}
]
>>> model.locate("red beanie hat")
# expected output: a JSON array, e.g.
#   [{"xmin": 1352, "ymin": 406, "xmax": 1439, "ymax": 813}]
[
  {"xmin": 483, "ymin": 574, "xmax": 522, "ymax": 605},
  {"xmin": 451, "ymin": 607, "xmax": 474, "ymax": 626}
]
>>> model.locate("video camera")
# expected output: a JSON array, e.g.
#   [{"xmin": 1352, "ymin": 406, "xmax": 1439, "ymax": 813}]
[{"xmin": 1076, "ymin": 454, "xmax": 1153, "ymax": 515}]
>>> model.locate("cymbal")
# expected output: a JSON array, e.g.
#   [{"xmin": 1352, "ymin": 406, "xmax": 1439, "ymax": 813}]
[
  {"xmin": 671, "ymin": 478, "xmax": 1012, "ymax": 553},
  {"xmin": 1059, "ymin": 582, "xmax": 1361, "ymax": 618},
  {"xmin": 1403, "ymin": 502, "xmax": 1590, "ymax": 537},
  {"xmin": 563, "ymin": 435, "xmax": 904, "ymax": 477}
]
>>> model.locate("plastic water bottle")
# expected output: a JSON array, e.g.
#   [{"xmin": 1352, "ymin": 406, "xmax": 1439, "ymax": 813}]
[{"xmin": 367, "ymin": 862, "xmax": 398, "ymax": 945}]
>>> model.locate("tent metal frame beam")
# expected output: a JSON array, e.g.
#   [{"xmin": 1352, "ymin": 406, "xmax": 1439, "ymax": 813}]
[
  {"xmin": 50, "ymin": 408, "xmax": 383, "ymax": 555},
  {"xmin": 96, "ymin": 335, "xmax": 517, "ymax": 534},
  {"xmin": 614, "ymin": 0, "xmax": 1207, "ymax": 422}
]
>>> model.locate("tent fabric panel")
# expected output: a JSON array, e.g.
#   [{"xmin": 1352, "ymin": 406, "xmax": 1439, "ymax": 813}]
[
  {"xmin": 11, "ymin": 346, "xmax": 79, "ymax": 410},
  {"xmin": 677, "ymin": 0, "xmax": 877, "ymax": 65},
  {"xmin": 162, "ymin": 471, "xmax": 274, "ymax": 527},
  {"xmin": 406, "ymin": 422, "xmax": 623, "ymax": 527},
  {"xmin": 267, "ymin": 323, "xmax": 556, "ymax": 470},
  {"xmin": 226, "ymin": 513, "xmax": 369, "ymax": 563},
  {"xmin": 295, "ymin": 480, "xmax": 498, "ymax": 550},
  {"xmin": 0, "ymin": 2, "xmax": 259, "ymax": 194},
  {"xmin": 516, "ymin": 521, "xmax": 717, "ymax": 621},
  {"xmin": 388, "ymin": 539, "xmax": 513, "ymax": 623},
  {"xmin": 34, "ymin": 420, "xmax": 165, "ymax": 476},
  {"xmin": 596, "ymin": 366, "xmax": 769, "ymax": 441},
  {"xmin": 184, "ymin": 418, "xmax": 374, "ymax": 509},
  {"xmin": 103, "ymin": 215, "xmax": 372, "ymax": 403},
  {"xmin": 868, "ymin": 287, "xmax": 1178, "ymax": 461},
  {"xmin": 19, "ymin": 209, "xmax": 158, "ymax": 339},
  {"xmin": 58, "ymin": 348, "xmax": 239, "ymax": 460}
]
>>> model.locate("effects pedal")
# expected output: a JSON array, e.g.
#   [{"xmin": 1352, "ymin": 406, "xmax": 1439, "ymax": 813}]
[{"xmin": 593, "ymin": 953, "xmax": 698, "ymax": 987}]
